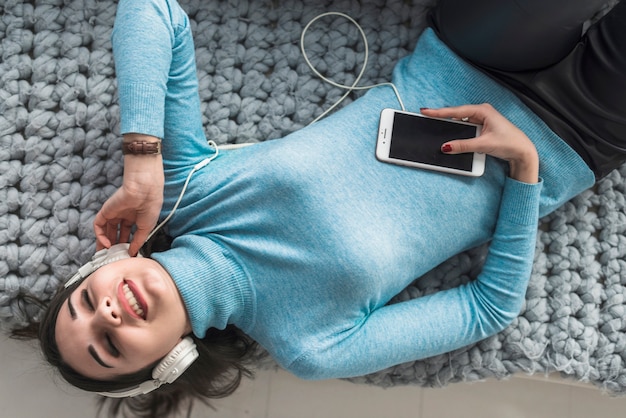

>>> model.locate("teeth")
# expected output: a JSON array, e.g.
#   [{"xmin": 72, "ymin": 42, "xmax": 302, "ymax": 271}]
[{"xmin": 123, "ymin": 283, "xmax": 145, "ymax": 318}]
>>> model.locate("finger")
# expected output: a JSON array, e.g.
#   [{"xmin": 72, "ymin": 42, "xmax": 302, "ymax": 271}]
[
  {"xmin": 441, "ymin": 135, "xmax": 494, "ymax": 155},
  {"xmin": 94, "ymin": 200, "xmax": 121, "ymax": 246},
  {"xmin": 106, "ymin": 221, "xmax": 120, "ymax": 246},
  {"xmin": 95, "ymin": 232, "xmax": 111, "ymax": 250},
  {"xmin": 421, "ymin": 104, "xmax": 493, "ymax": 124},
  {"xmin": 118, "ymin": 221, "xmax": 133, "ymax": 244},
  {"xmin": 128, "ymin": 229, "xmax": 150, "ymax": 257},
  {"xmin": 93, "ymin": 215, "xmax": 112, "ymax": 249}
]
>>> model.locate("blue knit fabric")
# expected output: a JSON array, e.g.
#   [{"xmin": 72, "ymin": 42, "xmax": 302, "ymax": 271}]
[{"xmin": 113, "ymin": 0, "xmax": 595, "ymax": 379}]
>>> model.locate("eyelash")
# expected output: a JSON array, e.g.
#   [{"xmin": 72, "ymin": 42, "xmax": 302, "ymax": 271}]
[
  {"xmin": 82, "ymin": 289, "xmax": 95, "ymax": 311},
  {"xmin": 106, "ymin": 334, "xmax": 120, "ymax": 357},
  {"xmin": 82, "ymin": 289, "xmax": 120, "ymax": 357}
]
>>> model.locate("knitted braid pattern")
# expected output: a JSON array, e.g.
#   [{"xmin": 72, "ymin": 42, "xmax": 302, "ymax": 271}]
[{"xmin": 2, "ymin": 0, "xmax": 625, "ymax": 393}]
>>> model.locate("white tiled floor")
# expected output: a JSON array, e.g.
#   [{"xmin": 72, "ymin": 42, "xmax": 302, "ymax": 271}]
[{"xmin": 2, "ymin": 334, "xmax": 626, "ymax": 418}]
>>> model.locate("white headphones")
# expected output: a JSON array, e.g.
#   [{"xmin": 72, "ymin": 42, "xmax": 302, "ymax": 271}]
[
  {"xmin": 99, "ymin": 336, "xmax": 198, "ymax": 398},
  {"xmin": 64, "ymin": 243, "xmax": 137, "ymax": 289},
  {"xmin": 63, "ymin": 243, "xmax": 199, "ymax": 398}
]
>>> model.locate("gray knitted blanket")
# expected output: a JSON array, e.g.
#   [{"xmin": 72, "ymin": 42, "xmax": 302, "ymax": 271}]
[{"xmin": 2, "ymin": 0, "xmax": 626, "ymax": 394}]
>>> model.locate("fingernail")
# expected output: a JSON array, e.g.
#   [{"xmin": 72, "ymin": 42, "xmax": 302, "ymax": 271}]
[
  {"xmin": 420, "ymin": 107, "xmax": 429, "ymax": 112},
  {"xmin": 441, "ymin": 144, "xmax": 452, "ymax": 153}
]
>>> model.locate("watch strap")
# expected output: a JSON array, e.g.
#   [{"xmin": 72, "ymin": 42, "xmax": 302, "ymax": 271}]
[{"xmin": 122, "ymin": 140, "xmax": 162, "ymax": 155}]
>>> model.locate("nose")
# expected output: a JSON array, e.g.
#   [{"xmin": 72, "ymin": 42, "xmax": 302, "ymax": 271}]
[{"xmin": 93, "ymin": 296, "xmax": 122, "ymax": 327}]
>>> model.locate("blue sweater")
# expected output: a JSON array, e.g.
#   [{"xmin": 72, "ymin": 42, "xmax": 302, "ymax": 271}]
[{"xmin": 113, "ymin": 0, "xmax": 595, "ymax": 379}]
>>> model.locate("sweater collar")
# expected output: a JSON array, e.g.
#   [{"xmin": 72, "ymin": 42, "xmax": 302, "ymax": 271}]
[{"xmin": 151, "ymin": 235, "xmax": 255, "ymax": 337}]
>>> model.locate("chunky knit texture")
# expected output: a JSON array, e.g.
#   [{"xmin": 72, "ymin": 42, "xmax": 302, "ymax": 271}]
[{"xmin": 1, "ymin": 0, "xmax": 626, "ymax": 393}]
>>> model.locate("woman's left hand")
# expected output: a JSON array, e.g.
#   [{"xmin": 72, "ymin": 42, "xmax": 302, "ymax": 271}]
[{"xmin": 421, "ymin": 104, "xmax": 539, "ymax": 184}]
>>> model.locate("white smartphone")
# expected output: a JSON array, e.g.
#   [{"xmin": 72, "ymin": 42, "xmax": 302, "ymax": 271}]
[{"xmin": 376, "ymin": 108, "xmax": 485, "ymax": 177}]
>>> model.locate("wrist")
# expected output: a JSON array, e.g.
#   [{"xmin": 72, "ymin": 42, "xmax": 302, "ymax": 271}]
[
  {"xmin": 508, "ymin": 150, "xmax": 539, "ymax": 184},
  {"xmin": 122, "ymin": 160, "xmax": 164, "ymax": 200},
  {"xmin": 124, "ymin": 155, "xmax": 164, "ymax": 178},
  {"xmin": 122, "ymin": 134, "xmax": 164, "ymax": 185}
]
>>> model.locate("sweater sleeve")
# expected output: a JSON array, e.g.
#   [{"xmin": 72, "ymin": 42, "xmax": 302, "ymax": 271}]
[
  {"xmin": 112, "ymin": 0, "xmax": 213, "ymax": 167},
  {"xmin": 288, "ymin": 177, "xmax": 542, "ymax": 380},
  {"xmin": 112, "ymin": 0, "xmax": 174, "ymax": 138}
]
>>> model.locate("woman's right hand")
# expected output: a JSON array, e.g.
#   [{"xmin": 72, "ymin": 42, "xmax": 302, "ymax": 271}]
[
  {"xmin": 421, "ymin": 104, "xmax": 539, "ymax": 184},
  {"xmin": 93, "ymin": 134, "xmax": 165, "ymax": 256}
]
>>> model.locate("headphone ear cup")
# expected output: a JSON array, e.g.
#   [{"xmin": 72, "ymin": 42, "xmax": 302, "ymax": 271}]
[
  {"xmin": 152, "ymin": 336, "xmax": 199, "ymax": 384},
  {"xmin": 99, "ymin": 337, "xmax": 198, "ymax": 399}
]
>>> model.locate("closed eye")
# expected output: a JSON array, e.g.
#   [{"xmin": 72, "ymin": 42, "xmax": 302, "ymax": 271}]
[
  {"xmin": 82, "ymin": 289, "xmax": 95, "ymax": 311},
  {"xmin": 105, "ymin": 334, "xmax": 120, "ymax": 357}
]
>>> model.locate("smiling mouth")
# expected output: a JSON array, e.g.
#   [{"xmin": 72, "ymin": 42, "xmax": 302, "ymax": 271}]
[{"xmin": 121, "ymin": 281, "xmax": 147, "ymax": 320}]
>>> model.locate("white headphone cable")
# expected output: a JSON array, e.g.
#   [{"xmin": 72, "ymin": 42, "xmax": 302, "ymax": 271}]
[
  {"xmin": 212, "ymin": 12, "xmax": 405, "ymax": 146},
  {"xmin": 142, "ymin": 13, "xmax": 403, "ymax": 245},
  {"xmin": 144, "ymin": 140, "xmax": 219, "ymax": 244},
  {"xmin": 300, "ymin": 11, "xmax": 405, "ymax": 125}
]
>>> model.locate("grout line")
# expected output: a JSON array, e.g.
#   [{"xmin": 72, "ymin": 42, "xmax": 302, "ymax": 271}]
[
  {"xmin": 262, "ymin": 369, "xmax": 276, "ymax": 418},
  {"xmin": 418, "ymin": 385, "xmax": 425, "ymax": 418},
  {"xmin": 567, "ymin": 385, "xmax": 574, "ymax": 418},
  {"xmin": 512, "ymin": 373, "xmax": 595, "ymax": 390}
]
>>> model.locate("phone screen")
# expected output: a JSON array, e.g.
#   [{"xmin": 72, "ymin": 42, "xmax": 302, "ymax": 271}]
[{"xmin": 389, "ymin": 112, "xmax": 476, "ymax": 171}]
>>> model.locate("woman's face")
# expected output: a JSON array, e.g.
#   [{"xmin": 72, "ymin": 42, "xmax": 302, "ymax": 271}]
[{"xmin": 55, "ymin": 257, "xmax": 192, "ymax": 380}]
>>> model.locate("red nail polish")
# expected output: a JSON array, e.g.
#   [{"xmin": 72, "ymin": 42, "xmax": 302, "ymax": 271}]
[
  {"xmin": 441, "ymin": 144, "xmax": 452, "ymax": 153},
  {"xmin": 420, "ymin": 107, "xmax": 429, "ymax": 112}
]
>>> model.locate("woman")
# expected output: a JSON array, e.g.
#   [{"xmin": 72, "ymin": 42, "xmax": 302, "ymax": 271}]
[{"xmin": 14, "ymin": 0, "xmax": 625, "ymax": 416}]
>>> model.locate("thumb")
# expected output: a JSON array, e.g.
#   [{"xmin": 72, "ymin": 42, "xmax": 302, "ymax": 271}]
[{"xmin": 128, "ymin": 229, "xmax": 150, "ymax": 257}]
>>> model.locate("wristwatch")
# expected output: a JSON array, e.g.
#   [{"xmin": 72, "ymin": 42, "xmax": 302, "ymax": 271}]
[{"xmin": 122, "ymin": 140, "xmax": 162, "ymax": 155}]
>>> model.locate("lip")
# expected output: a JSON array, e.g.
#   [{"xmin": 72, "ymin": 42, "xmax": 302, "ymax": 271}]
[{"xmin": 117, "ymin": 280, "xmax": 148, "ymax": 320}]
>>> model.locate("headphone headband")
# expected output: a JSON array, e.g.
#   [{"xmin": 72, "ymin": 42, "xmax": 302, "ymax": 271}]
[{"xmin": 64, "ymin": 243, "xmax": 135, "ymax": 288}]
